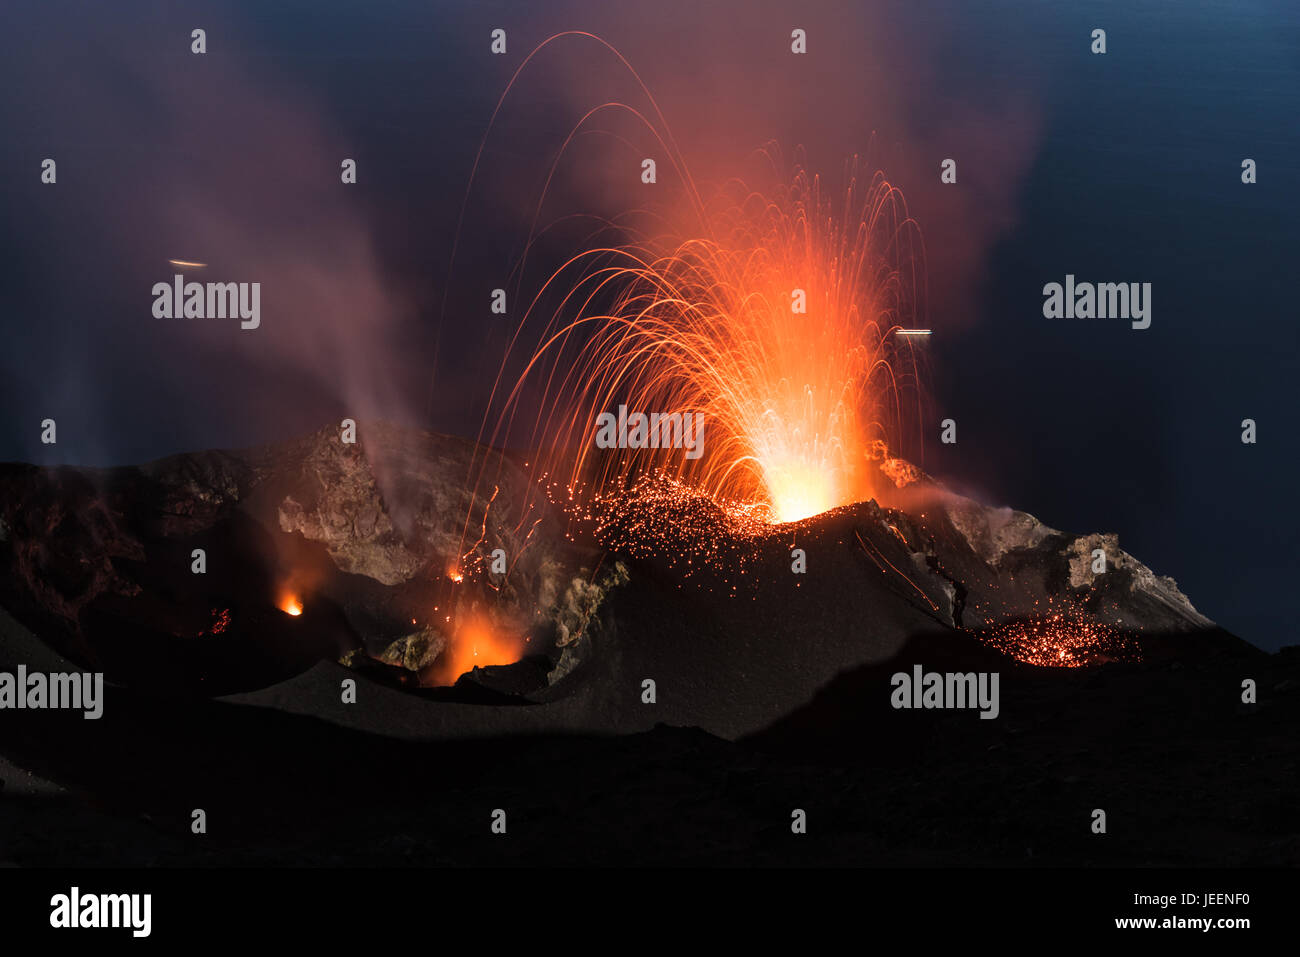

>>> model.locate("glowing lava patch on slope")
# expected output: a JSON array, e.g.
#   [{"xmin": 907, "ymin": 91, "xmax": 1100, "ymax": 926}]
[{"xmin": 976, "ymin": 613, "xmax": 1142, "ymax": 667}]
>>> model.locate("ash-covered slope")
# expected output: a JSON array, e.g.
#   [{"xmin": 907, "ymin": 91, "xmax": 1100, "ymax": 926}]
[{"xmin": 0, "ymin": 422, "xmax": 1224, "ymax": 741}]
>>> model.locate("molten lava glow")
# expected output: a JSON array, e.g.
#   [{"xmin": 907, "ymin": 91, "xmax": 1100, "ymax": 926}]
[
  {"xmin": 429, "ymin": 617, "xmax": 523, "ymax": 686},
  {"xmin": 279, "ymin": 594, "xmax": 303, "ymax": 617},
  {"xmin": 451, "ymin": 34, "xmax": 928, "ymax": 605},
  {"xmin": 978, "ymin": 612, "xmax": 1141, "ymax": 668},
  {"xmin": 764, "ymin": 460, "xmax": 839, "ymax": 524},
  {"xmin": 193, "ymin": 607, "xmax": 232, "ymax": 637},
  {"xmin": 467, "ymin": 151, "xmax": 927, "ymax": 534}
]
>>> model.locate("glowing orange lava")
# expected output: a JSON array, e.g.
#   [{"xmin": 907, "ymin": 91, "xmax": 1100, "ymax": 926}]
[
  {"xmin": 279, "ymin": 594, "xmax": 303, "ymax": 616},
  {"xmin": 452, "ymin": 34, "xmax": 929, "ymax": 538},
  {"xmin": 428, "ymin": 616, "xmax": 523, "ymax": 686},
  {"xmin": 476, "ymin": 157, "xmax": 926, "ymax": 528},
  {"xmin": 977, "ymin": 612, "xmax": 1141, "ymax": 668}
]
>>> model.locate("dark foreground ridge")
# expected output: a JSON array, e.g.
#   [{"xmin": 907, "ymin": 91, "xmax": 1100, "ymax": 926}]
[{"xmin": 1, "ymin": 600, "xmax": 1295, "ymax": 867}]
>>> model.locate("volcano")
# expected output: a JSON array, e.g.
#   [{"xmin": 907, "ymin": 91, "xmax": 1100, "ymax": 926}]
[
  {"xmin": 0, "ymin": 421, "xmax": 1232, "ymax": 731},
  {"xmin": 2, "ymin": 423, "xmax": 1296, "ymax": 869}
]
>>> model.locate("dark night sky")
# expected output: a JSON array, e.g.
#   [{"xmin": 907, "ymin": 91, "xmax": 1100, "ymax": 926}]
[{"xmin": 1, "ymin": 0, "xmax": 1296, "ymax": 649}]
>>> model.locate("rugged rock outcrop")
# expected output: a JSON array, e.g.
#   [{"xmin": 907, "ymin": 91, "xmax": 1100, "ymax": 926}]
[
  {"xmin": 0, "ymin": 422, "xmax": 574, "ymax": 692},
  {"xmin": 867, "ymin": 453, "xmax": 1211, "ymax": 634}
]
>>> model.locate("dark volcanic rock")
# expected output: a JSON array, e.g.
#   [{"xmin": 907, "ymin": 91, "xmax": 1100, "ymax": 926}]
[
  {"xmin": 0, "ymin": 422, "xmax": 570, "ymax": 692},
  {"xmin": 0, "ymin": 597, "xmax": 1294, "ymax": 867},
  {"xmin": 0, "ymin": 429, "xmax": 1288, "ymax": 869},
  {"xmin": 0, "ymin": 422, "xmax": 1227, "ymax": 732},
  {"xmin": 866, "ymin": 455, "xmax": 1211, "ymax": 634}
]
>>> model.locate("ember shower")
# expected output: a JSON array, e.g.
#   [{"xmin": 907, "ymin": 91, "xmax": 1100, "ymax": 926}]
[{"xmin": 461, "ymin": 33, "xmax": 930, "ymax": 547}]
